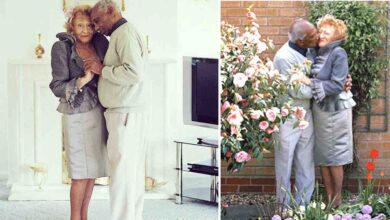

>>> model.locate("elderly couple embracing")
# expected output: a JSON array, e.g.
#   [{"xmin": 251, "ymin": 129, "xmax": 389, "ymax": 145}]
[
  {"xmin": 273, "ymin": 15, "xmax": 355, "ymax": 209},
  {"xmin": 49, "ymin": 0, "xmax": 147, "ymax": 219}
]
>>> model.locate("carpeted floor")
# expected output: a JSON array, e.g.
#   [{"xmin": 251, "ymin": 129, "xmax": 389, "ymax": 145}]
[{"xmin": 0, "ymin": 180, "xmax": 218, "ymax": 220}]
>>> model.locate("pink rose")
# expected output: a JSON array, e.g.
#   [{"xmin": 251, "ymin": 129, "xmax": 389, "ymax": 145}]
[
  {"xmin": 259, "ymin": 121, "xmax": 269, "ymax": 130},
  {"xmin": 227, "ymin": 105, "xmax": 244, "ymax": 126},
  {"xmin": 265, "ymin": 60, "xmax": 274, "ymax": 71},
  {"xmin": 249, "ymin": 55, "xmax": 260, "ymax": 66},
  {"xmin": 246, "ymin": 12, "xmax": 257, "ymax": 21},
  {"xmin": 252, "ymin": 22, "xmax": 259, "ymax": 28},
  {"xmin": 281, "ymin": 108, "xmax": 289, "ymax": 117},
  {"xmin": 298, "ymin": 120, "xmax": 309, "ymax": 129},
  {"xmin": 221, "ymin": 101, "xmax": 230, "ymax": 114},
  {"xmin": 252, "ymin": 80, "xmax": 259, "ymax": 90},
  {"xmin": 263, "ymin": 137, "xmax": 269, "ymax": 142},
  {"xmin": 235, "ymin": 93, "xmax": 243, "ymax": 102},
  {"xmin": 233, "ymin": 73, "xmax": 248, "ymax": 88},
  {"xmin": 250, "ymin": 110, "xmax": 263, "ymax": 120},
  {"xmin": 237, "ymin": 55, "xmax": 245, "ymax": 62},
  {"xmin": 234, "ymin": 151, "xmax": 251, "ymax": 163},
  {"xmin": 265, "ymin": 109, "xmax": 277, "ymax": 122},
  {"xmin": 231, "ymin": 125, "xmax": 240, "ymax": 135},
  {"xmin": 266, "ymin": 128, "xmax": 274, "ymax": 134},
  {"xmin": 222, "ymin": 203, "xmax": 229, "ymax": 208},
  {"xmin": 244, "ymin": 67, "xmax": 255, "ymax": 78},
  {"xmin": 257, "ymin": 42, "xmax": 268, "ymax": 54},
  {"xmin": 295, "ymin": 107, "xmax": 306, "ymax": 120},
  {"xmin": 250, "ymin": 26, "xmax": 258, "ymax": 34}
]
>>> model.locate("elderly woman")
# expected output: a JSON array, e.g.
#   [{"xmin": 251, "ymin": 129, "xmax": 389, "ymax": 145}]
[
  {"xmin": 301, "ymin": 15, "xmax": 356, "ymax": 208},
  {"xmin": 49, "ymin": 5, "xmax": 108, "ymax": 220}
]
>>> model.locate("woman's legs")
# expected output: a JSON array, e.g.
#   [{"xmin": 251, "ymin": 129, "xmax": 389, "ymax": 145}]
[
  {"xmin": 320, "ymin": 166, "xmax": 334, "ymax": 204},
  {"xmin": 70, "ymin": 179, "xmax": 89, "ymax": 220},
  {"xmin": 81, "ymin": 179, "xmax": 95, "ymax": 220},
  {"xmin": 330, "ymin": 166, "xmax": 344, "ymax": 208}
]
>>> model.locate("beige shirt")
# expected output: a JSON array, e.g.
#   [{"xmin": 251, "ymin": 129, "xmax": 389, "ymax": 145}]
[{"xmin": 98, "ymin": 22, "xmax": 146, "ymax": 113}]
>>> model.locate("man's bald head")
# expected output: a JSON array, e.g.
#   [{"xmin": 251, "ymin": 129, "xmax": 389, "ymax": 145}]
[{"xmin": 288, "ymin": 19, "xmax": 319, "ymax": 48}]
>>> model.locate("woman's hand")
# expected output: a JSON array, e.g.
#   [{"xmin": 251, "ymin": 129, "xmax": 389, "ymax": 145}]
[
  {"xmin": 299, "ymin": 74, "xmax": 311, "ymax": 85},
  {"xmin": 76, "ymin": 71, "xmax": 94, "ymax": 90}
]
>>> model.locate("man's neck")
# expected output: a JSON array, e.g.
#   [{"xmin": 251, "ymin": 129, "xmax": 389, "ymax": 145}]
[{"xmin": 288, "ymin": 41, "xmax": 307, "ymax": 57}]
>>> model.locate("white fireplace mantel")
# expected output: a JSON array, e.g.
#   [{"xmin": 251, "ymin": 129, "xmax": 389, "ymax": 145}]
[{"xmin": 7, "ymin": 58, "xmax": 176, "ymax": 200}]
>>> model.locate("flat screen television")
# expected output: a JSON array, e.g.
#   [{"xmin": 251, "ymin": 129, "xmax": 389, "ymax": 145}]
[{"xmin": 183, "ymin": 57, "xmax": 218, "ymax": 129}]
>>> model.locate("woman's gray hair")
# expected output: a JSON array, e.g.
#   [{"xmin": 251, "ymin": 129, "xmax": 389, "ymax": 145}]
[
  {"xmin": 288, "ymin": 19, "xmax": 314, "ymax": 43},
  {"xmin": 94, "ymin": 0, "xmax": 120, "ymax": 12}
]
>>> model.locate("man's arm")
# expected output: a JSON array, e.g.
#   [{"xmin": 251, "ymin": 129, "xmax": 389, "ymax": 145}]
[
  {"xmin": 85, "ymin": 28, "xmax": 144, "ymax": 86},
  {"xmin": 274, "ymin": 56, "xmax": 312, "ymax": 100}
]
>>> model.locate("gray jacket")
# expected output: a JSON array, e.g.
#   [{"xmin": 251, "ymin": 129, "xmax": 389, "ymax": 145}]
[
  {"xmin": 308, "ymin": 40, "xmax": 355, "ymax": 112},
  {"xmin": 50, "ymin": 32, "xmax": 108, "ymax": 114}
]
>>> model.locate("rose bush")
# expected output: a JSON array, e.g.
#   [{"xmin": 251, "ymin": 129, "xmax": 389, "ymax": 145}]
[{"xmin": 220, "ymin": 8, "xmax": 308, "ymax": 172}]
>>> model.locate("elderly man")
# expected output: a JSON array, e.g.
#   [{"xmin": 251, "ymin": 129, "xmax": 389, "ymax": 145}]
[
  {"xmin": 273, "ymin": 19, "xmax": 318, "ymax": 206},
  {"xmin": 84, "ymin": 0, "xmax": 147, "ymax": 219}
]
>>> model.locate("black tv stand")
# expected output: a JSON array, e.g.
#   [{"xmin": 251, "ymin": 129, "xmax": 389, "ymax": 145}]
[
  {"xmin": 174, "ymin": 139, "xmax": 218, "ymax": 205},
  {"xmin": 197, "ymin": 138, "xmax": 218, "ymax": 146}
]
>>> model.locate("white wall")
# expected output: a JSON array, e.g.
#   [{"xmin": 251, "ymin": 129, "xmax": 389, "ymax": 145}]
[
  {"xmin": 0, "ymin": 0, "xmax": 219, "ymax": 183},
  {"xmin": 0, "ymin": 0, "xmax": 7, "ymax": 179},
  {"xmin": 162, "ymin": 0, "xmax": 220, "ymax": 180}
]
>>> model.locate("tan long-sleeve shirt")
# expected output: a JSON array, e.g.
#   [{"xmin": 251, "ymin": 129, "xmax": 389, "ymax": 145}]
[{"xmin": 98, "ymin": 21, "xmax": 146, "ymax": 113}]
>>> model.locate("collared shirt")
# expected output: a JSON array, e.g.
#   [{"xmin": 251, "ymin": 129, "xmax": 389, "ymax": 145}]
[
  {"xmin": 288, "ymin": 41, "xmax": 307, "ymax": 57},
  {"xmin": 108, "ymin": 18, "xmax": 128, "ymax": 36}
]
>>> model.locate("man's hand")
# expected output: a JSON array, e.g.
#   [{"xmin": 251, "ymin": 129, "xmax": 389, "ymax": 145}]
[
  {"xmin": 84, "ymin": 60, "xmax": 103, "ymax": 75},
  {"xmin": 344, "ymin": 74, "xmax": 352, "ymax": 92}
]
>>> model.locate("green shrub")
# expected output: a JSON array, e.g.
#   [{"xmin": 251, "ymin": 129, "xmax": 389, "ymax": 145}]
[{"xmin": 307, "ymin": 1, "xmax": 388, "ymax": 115}]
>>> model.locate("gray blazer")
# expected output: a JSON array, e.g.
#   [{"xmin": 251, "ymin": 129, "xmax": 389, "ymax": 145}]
[
  {"xmin": 308, "ymin": 40, "xmax": 355, "ymax": 112},
  {"xmin": 50, "ymin": 32, "xmax": 108, "ymax": 114}
]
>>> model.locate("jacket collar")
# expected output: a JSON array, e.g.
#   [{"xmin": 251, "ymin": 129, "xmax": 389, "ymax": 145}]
[
  {"xmin": 318, "ymin": 39, "xmax": 344, "ymax": 54},
  {"xmin": 55, "ymin": 32, "xmax": 108, "ymax": 64},
  {"xmin": 108, "ymin": 18, "xmax": 127, "ymax": 36}
]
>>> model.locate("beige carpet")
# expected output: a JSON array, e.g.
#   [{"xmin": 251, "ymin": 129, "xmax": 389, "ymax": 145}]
[{"xmin": 0, "ymin": 180, "xmax": 218, "ymax": 220}]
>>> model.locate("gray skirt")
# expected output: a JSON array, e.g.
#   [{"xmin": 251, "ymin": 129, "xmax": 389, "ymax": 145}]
[
  {"xmin": 63, "ymin": 104, "xmax": 109, "ymax": 179},
  {"xmin": 313, "ymin": 102, "xmax": 353, "ymax": 166}
]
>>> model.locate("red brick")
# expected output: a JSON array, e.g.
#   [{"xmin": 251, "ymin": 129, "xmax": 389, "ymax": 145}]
[
  {"xmin": 259, "ymin": 26, "xmax": 279, "ymax": 35},
  {"xmin": 251, "ymin": 178, "xmax": 276, "ymax": 185},
  {"xmin": 223, "ymin": 17, "xmax": 242, "ymax": 26},
  {"xmin": 267, "ymin": 1, "xmax": 293, "ymax": 8},
  {"xmin": 222, "ymin": 185, "xmax": 238, "ymax": 193},
  {"xmin": 264, "ymin": 35, "xmax": 288, "ymax": 44},
  {"xmin": 268, "ymin": 17, "xmax": 295, "ymax": 26},
  {"xmin": 280, "ymin": 27, "xmax": 290, "ymax": 35},
  {"xmin": 242, "ymin": 1, "xmax": 268, "ymax": 7},
  {"xmin": 221, "ymin": 8, "xmax": 228, "ymax": 17},
  {"xmin": 279, "ymin": 8, "xmax": 306, "ymax": 17},
  {"xmin": 221, "ymin": 1, "xmax": 242, "ymax": 8},
  {"xmin": 292, "ymin": 1, "xmax": 307, "ymax": 7},
  {"xmin": 226, "ymin": 8, "xmax": 248, "ymax": 17},
  {"xmin": 253, "ymin": 8, "xmax": 279, "ymax": 17},
  {"xmin": 239, "ymin": 185, "xmax": 263, "ymax": 192},
  {"xmin": 263, "ymin": 185, "xmax": 276, "ymax": 193},
  {"xmin": 226, "ymin": 178, "xmax": 251, "ymax": 184}
]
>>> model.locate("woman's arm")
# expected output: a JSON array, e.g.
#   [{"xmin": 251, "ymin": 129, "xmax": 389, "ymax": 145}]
[
  {"xmin": 311, "ymin": 47, "xmax": 348, "ymax": 102},
  {"xmin": 49, "ymin": 41, "xmax": 89, "ymax": 108}
]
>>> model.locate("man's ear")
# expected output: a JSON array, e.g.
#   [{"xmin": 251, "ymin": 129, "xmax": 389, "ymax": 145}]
[{"xmin": 296, "ymin": 39, "xmax": 304, "ymax": 47}]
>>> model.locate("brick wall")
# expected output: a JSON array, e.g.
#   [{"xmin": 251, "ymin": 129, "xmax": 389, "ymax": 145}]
[{"xmin": 221, "ymin": 1, "xmax": 390, "ymax": 194}]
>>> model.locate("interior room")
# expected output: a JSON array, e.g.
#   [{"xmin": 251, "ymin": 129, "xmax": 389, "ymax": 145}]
[{"xmin": 0, "ymin": 0, "xmax": 219, "ymax": 219}]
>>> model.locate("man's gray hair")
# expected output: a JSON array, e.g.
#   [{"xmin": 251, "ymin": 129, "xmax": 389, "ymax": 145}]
[
  {"xmin": 94, "ymin": 0, "xmax": 120, "ymax": 12},
  {"xmin": 288, "ymin": 19, "xmax": 313, "ymax": 43}
]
